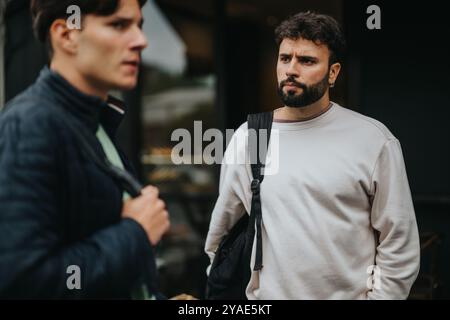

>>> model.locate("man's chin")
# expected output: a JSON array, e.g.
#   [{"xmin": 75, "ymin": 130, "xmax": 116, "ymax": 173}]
[
  {"xmin": 115, "ymin": 79, "xmax": 138, "ymax": 91},
  {"xmin": 282, "ymin": 96, "xmax": 309, "ymax": 108},
  {"xmin": 285, "ymin": 103, "xmax": 309, "ymax": 109}
]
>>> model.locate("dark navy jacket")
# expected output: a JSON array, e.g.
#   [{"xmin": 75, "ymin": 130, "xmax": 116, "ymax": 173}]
[{"xmin": 0, "ymin": 67, "xmax": 158, "ymax": 299}]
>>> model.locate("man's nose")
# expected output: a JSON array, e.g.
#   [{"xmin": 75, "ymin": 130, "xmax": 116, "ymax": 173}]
[
  {"xmin": 286, "ymin": 61, "xmax": 300, "ymax": 78},
  {"xmin": 131, "ymin": 27, "xmax": 148, "ymax": 51}
]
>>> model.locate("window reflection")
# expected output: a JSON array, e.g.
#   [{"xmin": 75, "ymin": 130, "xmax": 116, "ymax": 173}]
[{"xmin": 140, "ymin": 0, "xmax": 217, "ymax": 298}]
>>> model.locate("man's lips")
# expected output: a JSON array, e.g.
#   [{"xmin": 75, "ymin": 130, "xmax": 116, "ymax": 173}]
[
  {"xmin": 283, "ymin": 83, "xmax": 302, "ymax": 91},
  {"xmin": 283, "ymin": 82, "xmax": 301, "ymax": 88},
  {"xmin": 122, "ymin": 60, "xmax": 140, "ymax": 66}
]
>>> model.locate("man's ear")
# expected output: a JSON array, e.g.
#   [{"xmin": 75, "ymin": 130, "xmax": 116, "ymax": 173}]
[
  {"xmin": 328, "ymin": 62, "xmax": 341, "ymax": 87},
  {"xmin": 49, "ymin": 18, "xmax": 79, "ymax": 55}
]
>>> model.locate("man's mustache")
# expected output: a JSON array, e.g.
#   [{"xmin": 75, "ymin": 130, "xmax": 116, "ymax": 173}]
[{"xmin": 279, "ymin": 77, "xmax": 307, "ymax": 90}]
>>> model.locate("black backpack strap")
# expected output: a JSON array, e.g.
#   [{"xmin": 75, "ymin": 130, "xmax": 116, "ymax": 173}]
[
  {"xmin": 63, "ymin": 118, "xmax": 143, "ymax": 198},
  {"xmin": 247, "ymin": 111, "xmax": 273, "ymax": 271}
]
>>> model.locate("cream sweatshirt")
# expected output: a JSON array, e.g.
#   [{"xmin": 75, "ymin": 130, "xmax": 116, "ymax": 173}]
[{"xmin": 205, "ymin": 102, "xmax": 420, "ymax": 300}]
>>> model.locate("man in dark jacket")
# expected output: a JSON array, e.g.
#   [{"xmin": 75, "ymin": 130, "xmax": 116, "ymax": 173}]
[{"xmin": 0, "ymin": 0, "xmax": 170, "ymax": 299}]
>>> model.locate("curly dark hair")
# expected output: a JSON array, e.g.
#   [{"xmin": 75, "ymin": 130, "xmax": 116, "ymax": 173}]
[
  {"xmin": 275, "ymin": 11, "xmax": 346, "ymax": 65},
  {"xmin": 30, "ymin": 0, "xmax": 147, "ymax": 56}
]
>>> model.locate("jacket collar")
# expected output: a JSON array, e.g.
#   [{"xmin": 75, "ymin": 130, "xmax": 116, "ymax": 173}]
[{"xmin": 35, "ymin": 66, "xmax": 127, "ymax": 135}]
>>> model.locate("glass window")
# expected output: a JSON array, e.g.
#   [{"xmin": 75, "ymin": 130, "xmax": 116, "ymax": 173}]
[{"xmin": 140, "ymin": 0, "xmax": 217, "ymax": 298}]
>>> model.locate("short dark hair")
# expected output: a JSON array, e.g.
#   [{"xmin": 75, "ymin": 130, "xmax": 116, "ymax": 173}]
[
  {"xmin": 274, "ymin": 11, "xmax": 346, "ymax": 64},
  {"xmin": 30, "ymin": 0, "xmax": 147, "ymax": 55}
]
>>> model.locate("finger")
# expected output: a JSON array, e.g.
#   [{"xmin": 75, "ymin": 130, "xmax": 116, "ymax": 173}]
[
  {"xmin": 152, "ymin": 210, "xmax": 170, "ymax": 228},
  {"xmin": 152, "ymin": 199, "xmax": 166, "ymax": 212},
  {"xmin": 141, "ymin": 185, "xmax": 159, "ymax": 197}
]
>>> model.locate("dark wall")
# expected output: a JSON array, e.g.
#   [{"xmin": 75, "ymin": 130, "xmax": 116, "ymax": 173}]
[
  {"xmin": 221, "ymin": 19, "xmax": 261, "ymax": 130},
  {"xmin": 5, "ymin": 0, "xmax": 47, "ymax": 103},
  {"xmin": 345, "ymin": 0, "xmax": 450, "ymax": 298},
  {"xmin": 345, "ymin": 0, "xmax": 450, "ymax": 196}
]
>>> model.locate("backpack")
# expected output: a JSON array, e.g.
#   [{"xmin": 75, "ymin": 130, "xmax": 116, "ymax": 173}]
[{"xmin": 205, "ymin": 111, "xmax": 273, "ymax": 300}]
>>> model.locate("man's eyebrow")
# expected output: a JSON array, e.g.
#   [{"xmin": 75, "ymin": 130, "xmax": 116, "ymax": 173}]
[
  {"xmin": 297, "ymin": 55, "xmax": 318, "ymax": 61},
  {"xmin": 279, "ymin": 53, "xmax": 318, "ymax": 61},
  {"xmin": 112, "ymin": 15, "xmax": 144, "ymax": 26}
]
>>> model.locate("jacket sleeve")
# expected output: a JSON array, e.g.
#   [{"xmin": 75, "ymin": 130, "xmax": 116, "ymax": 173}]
[
  {"xmin": 0, "ymin": 110, "xmax": 154, "ymax": 299},
  {"xmin": 367, "ymin": 139, "xmax": 420, "ymax": 300}
]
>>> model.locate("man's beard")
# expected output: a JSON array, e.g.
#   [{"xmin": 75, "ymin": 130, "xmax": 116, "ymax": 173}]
[{"xmin": 277, "ymin": 72, "xmax": 329, "ymax": 108}]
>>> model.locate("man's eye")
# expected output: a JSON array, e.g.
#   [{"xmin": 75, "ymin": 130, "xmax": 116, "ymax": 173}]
[
  {"xmin": 302, "ymin": 60, "xmax": 315, "ymax": 65},
  {"xmin": 280, "ymin": 56, "xmax": 290, "ymax": 63},
  {"xmin": 111, "ymin": 21, "xmax": 127, "ymax": 30}
]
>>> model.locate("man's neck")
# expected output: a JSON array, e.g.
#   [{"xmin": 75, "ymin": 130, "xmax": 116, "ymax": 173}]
[
  {"xmin": 50, "ymin": 59, "xmax": 108, "ymax": 101},
  {"xmin": 274, "ymin": 94, "xmax": 331, "ymax": 122}
]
